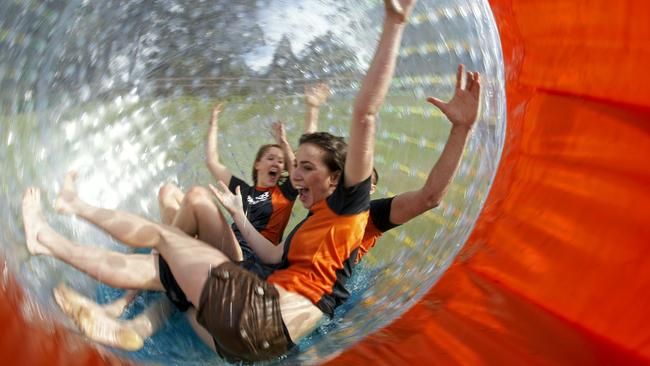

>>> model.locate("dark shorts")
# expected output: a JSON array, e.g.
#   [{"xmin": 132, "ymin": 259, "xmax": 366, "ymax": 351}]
[
  {"xmin": 196, "ymin": 262, "xmax": 294, "ymax": 363},
  {"xmin": 239, "ymin": 257, "xmax": 280, "ymax": 280},
  {"xmin": 158, "ymin": 254, "xmax": 192, "ymax": 312}
]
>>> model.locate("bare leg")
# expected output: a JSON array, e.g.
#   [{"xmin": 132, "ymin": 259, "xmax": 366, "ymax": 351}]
[
  {"xmin": 125, "ymin": 298, "xmax": 174, "ymax": 339},
  {"xmin": 158, "ymin": 183, "xmax": 184, "ymax": 225},
  {"xmin": 53, "ymin": 171, "xmax": 183, "ymax": 249},
  {"xmin": 153, "ymin": 229, "xmax": 229, "ymax": 307},
  {"xmin": 50, "ymin": 178, "xmax": 234, "ymax": 307},
  {"xmin": 100, "ymin": 183, "xmax": 184, "ymax": 317},
  {"xmin": 171, "ymin": 186, "xmax": 242, "ymax": 261},
  {"xmin": 23, "ymin": 187, "xmax": 163, "ymax": 291},
  {"xmin": 186, "ymin": 308, "xmax": 216, "ymax": 352}
]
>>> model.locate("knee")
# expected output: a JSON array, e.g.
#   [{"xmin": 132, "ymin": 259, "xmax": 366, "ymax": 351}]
[
  {"xmin": 184, "ymin": 186, "xmax": 212, "ymax": 205},
  {"xmin": 158, "ymin": 182, "xmax": 180, "ymax": 201}
]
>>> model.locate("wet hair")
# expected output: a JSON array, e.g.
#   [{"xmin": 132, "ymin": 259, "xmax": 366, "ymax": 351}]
[
  {"xmin": 252, "ymin": 144, "xmax": 283, "ymax": 184},
  {"xmin": 372, "ymin": 167, "xmax": 379, "ymax": 185},
  {"xmin": 298, "ymin": 132, "xmax": 347, "ymax": 173}
]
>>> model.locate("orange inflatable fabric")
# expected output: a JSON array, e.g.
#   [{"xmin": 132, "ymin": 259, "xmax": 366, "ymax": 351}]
[
  {"xmin": 2, "ymin": 0, "xmax": 650, "ymax": 365},
  {"xmin": 329, "ymin": 0, "xmax": 650, "ymax": 364}
]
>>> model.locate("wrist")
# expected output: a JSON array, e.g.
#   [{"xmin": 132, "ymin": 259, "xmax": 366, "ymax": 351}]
[
  {"xmin": 232, "ymin": 210, "xmax": 247, "ymax": 223},
  {"xmin": 450, "ymin": 124, "xmax": 472, "ymax": 136},
  {"xmin": 385, "ymin": 13, "xmax": 409, "ymax": 26}
]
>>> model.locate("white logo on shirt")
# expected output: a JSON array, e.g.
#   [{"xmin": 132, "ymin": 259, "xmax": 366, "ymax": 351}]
[{"xmin": 247, "ymin": 191, "xmax": 270, "ymax": 206}]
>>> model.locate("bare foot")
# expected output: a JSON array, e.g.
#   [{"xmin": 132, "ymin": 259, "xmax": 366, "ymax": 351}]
[
  {"xmin": 102, "ymin": 298, "xmax": 129, "ymax": 318},
  {"xmin": 53, "ymin": 284, "xmax": 144, "ymax": 352},
  {"xmin": 22, "ymin": 187, "xmax": 53, "ymax": 256},
  {"xmin": 102, "ymin": 290, "xmax": 139, "ymax": 318},
  {"xmin": 54, "ymin": 171, "xmax": 79, "ymax": 214}
]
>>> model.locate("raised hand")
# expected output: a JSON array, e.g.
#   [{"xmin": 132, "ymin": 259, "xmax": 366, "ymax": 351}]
[
  {"xmin": 209, "ymin": 181, "xmax": 243, "ymax": 218},
  {"xmin": 304, "ymin": 83, "xmax": 331, "ymax": 108},
  {"xmin": 427, "ymin": 64, "xmax": 481, "ymax": 130},
  {"xmin": 385, "ymin": 0, "xmax": 417, "ymax": 23},
  {"xmin": 206, "ymin": 102, "xmax": 223, "ymax": 158},
  {"xmin": 271, "ymin": 121, "xmax": 287, "ymax": 145},
  {"xmin": 210, "ymin": 102, "xmax": 223, "ymax": 126}
]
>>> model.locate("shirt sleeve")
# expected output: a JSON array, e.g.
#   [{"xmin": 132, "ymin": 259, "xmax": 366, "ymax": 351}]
[
  {"xmin": 369, "ymin": 197, "xmax": 400, "ymax": 232},
  {"xmin": 326, "ymin": 173, "xmax": 371, "ymax": 216},
  {"xmin": 279, "ymin": 178, "xmax": 298, "ymax": 201},
  {"xmin": 228, "ymin": 175, "xmax": 251, "ymax": 195}
]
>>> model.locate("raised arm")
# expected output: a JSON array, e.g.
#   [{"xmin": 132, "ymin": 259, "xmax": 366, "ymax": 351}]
[
  {"xmin": 345, "ymin": 0, "xmax": 416, "ymax": 187},
  {"xmin": 205, "ymin": 103, "xmax": 233, "ymax": 184},
  {"xmin": 303, "ymin": 83, "xmax": 330, "ymax": 134},
  {"xmin": 389, "ymin": 64, "xmax": 481, "ymax": 225},
  {"xmin": 209, "ymin": 182, "xmax": 284, "ymax": 264},
  {"xmin": 271, "ymin": 121, "xmax": 296, "ymax": 179}
]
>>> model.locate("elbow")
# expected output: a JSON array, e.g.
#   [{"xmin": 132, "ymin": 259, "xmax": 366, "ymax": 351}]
[
  {"xmin": 421, "ymin": 191, "xmax": 442, "ymax": 210},
  {"xmin": 205, "ymin": 159, "xmax": 218, "ymax": 170},
  {"xmin": 354, "ymin": 110, "xmax": 378, "ymax": 125},
  {"xmin": 352, "ymin": 113, "xmax": 377, "ymax": 137},
  {"xmin": 426, "ymin": 199, "xmax": 441, "ymax": 210}
]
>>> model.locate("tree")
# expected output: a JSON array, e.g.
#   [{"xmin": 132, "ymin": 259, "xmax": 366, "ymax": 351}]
[
  {"xmin": 299, "ymin": 31, "xmax": 362, "ymax": 87},
  {"xmin": 263, "ymin": 34, "xmax": 303, "ymax": 94}
]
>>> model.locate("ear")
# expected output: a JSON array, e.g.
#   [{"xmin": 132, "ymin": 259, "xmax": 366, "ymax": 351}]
[
  {"xmin": 329, "ymin": 170, "xmax": 342, "ymax": 188},
  {"xmin": 254, "ymin": 160, "xmax": 262, "ymax": 171}
]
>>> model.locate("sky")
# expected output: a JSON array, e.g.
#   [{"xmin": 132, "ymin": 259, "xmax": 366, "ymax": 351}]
[{"xmin": 244, "ymin": 0, "xmax": 376, "ymax": 71}]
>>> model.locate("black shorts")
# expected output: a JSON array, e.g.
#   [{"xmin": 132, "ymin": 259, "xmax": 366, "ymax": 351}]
[
  {"xmin": 158, "ymin": 255, "xmax": 192, "ymax": 312},
  {"xmin": 196, "ymin": 262, "xmax": 294, "ymax": 363},
  {"xmin": 238, "ymin": 257, "xmax": 280, "ymax": 280}
]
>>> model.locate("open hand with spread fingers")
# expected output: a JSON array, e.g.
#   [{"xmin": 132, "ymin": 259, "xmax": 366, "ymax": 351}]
[
  {"xmin": 427, "ymin": 64, "xmax": 481, "ymax": 130},
  {"xmin": 305, "ymin": 83, "xmax": 331, "ymax": 108},
  {"xmin": 209, "ymin": 181, "xmax": 244, "ymax": 218}
]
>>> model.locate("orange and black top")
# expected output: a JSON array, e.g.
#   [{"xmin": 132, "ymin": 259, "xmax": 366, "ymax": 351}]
[
  {"xmin": 267, "ymin": 174, "xmax": 371, "ymax": 317},
  {"xmin": 356, "ymin": 197, "xmax": 400, "ymax": 263},
  {"xmin": 228, "ymin": 175, "xmax": 297, "ymax": 269}
]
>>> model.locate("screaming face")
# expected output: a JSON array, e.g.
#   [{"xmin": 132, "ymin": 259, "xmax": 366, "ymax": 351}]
[
  {"xmin": 254, "ymin": 146, "xmax": 285, "ymax": 188},
  {"xmin": 290, "ymin": 143, "xmax": 340, "ymax": 209}
]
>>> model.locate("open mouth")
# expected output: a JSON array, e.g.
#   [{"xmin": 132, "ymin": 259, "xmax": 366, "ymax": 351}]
[
  {"xmin": 268, "ymin": 168, "xmax": 279, "ymax": 180},
  {"xmin": 295, "ymin": 186, "xmax": 310, "ymax": 202}
]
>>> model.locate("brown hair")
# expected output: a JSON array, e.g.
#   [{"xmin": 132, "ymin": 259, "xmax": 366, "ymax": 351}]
[
  {"xmin": 252, "ymin": 144, "xmax": 283, "ymax": 184},
  {"xmin": 298, "ymin": 132, "xmax": 347, "ymax": 173}
]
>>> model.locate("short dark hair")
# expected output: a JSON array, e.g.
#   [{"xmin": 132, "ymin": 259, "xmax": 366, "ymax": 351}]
[
  {"xmin": 298, "ymin": 132, "xmax": 347, "ymax": 173},
  {"xmin": 252, "ymin": 144, "xmax": 283, "ymax": 184}
]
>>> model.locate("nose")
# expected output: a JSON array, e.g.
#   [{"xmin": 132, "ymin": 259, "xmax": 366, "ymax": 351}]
[{"xmin": 290, "ymin": 168, "xmax": 302, "ymax": 182}]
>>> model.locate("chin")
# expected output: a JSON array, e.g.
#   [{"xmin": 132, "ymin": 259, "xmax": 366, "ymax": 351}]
[{"xmin": 299, "ymin": 197, "xmax": 313, "ymax": 209}]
